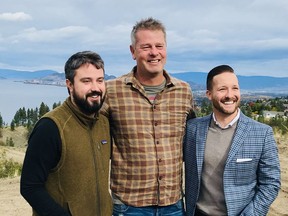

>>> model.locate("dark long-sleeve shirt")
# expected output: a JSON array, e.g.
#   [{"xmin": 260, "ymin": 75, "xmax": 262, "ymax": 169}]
[{"xmin": 20, "ymin": 118, "xmax": 70, "ymax": 216}]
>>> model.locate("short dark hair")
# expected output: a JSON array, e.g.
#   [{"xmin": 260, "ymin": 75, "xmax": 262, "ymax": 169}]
[
  {"xmin": 64, "ymin": 51, "xmax": 105, "ymax": 84},
  {"xmin": 206, "ymin": 65, "xmax": 234, "ymax": 90}
]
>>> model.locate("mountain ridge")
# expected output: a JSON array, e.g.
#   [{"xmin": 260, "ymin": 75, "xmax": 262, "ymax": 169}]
[
  {"xmin": 1, "ymin": 68, "xmax": 287, "ymax": 92},
  {"xmin": 170, "ymin": 71, "xmax": 288, "ymax": 91}
]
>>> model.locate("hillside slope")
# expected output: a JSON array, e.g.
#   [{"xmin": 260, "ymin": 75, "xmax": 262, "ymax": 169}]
[{"xmin": 0, "ymin": 127, "xmax": 287, "ymax": 216}]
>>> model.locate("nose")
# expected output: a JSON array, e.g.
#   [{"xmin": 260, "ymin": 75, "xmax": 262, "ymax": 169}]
[
  {"xmin": 149, "ymin": 46, "xmax": 159, "ymax": 56},
  {"xmin": 91, "ymin": 81, "xmax": 101, "ymax": 92},
  {"xmin": 225, "ymin": 88, "xmax": 234, "ymax": 98}
]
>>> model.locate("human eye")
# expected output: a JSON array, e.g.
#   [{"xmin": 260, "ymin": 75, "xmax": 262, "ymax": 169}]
[
  {"xmin": 233, "ymin": 86, "xmax": 239, "ymax": 90},
  {"xmin": 81, "ymin": 78, "xmax": 91, "ymax": 84},
  {"xmin": 140, "ymin": 44, "xmax": 150, "ymax": 51},
  {"xmin": 156, "ymin": 44, "xmax": 164, "ymax": 49},
  {"xmin": 97, "ymin": 78, "xmax": 104, "ymax": 83}
]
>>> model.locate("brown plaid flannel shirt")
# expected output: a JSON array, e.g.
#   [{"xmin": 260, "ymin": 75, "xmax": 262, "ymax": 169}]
[{"xmin": 101, "ymin": 68, "xmax": 194, "ymax": 207}]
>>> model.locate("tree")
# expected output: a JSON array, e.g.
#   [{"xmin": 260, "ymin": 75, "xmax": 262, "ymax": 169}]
[
  {"xmin": 0, "ymin": 113, "xmax": 3, "ymax": 128},
  {"xmin": 10, "ymin": 120, "xmax": 15, "ymax": 131},
  {"xmin": 53, "ymin": 101, "xmax": 61, "ymax": 109},
  {"xmin": 8, "ymin": 137, "xmax": 14, "ymax": 147},
  {"xmin": 19, "ymin": 107, "xmax": 27, "ymax": 126},
  {"xmin": 240, "ymin": 104, "xmax": 252, "ymax": 118},
  {"xmin": 257, "ymin": 115, "xmax": 265, "ymax": 123},
  {"xmin": 199, "ymin": 99, "xmax": 212, "ymax": 116},
  {"xmin": 32, "ymin": 107, "xmax": 39, "ymax": 124},
  {"xmin": 0, "ymin": 113, "xmax": 3, "ymax": 138},
  {"xmin": 12, "ymin": 111, "xmax": 20, "ymax": 127},
  {"xmin": 39, "ymin": 102, "xmax": 50, "ymax": 118}
]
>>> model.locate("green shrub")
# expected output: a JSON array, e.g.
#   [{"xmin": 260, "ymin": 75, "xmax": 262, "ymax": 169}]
[{"xmin": 0, "ymin": 150, "xmax": 22, "ymax": 178}]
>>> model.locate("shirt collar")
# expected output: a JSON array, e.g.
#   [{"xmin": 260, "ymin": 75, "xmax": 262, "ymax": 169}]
[
  {"xmin": 212, "ymin": 108, "xmax": 240, "ymax": 129},
  {"xmin": 124, "ymin": 66, "xmax": 174, "ymax": 88}
]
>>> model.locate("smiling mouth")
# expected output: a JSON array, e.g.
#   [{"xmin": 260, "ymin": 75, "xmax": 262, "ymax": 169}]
[
  {"xmin": 148, "ymin": 59, "xmax": 160, "ymax": 63},
  {"xmin": 223, "ymin": 101, "xmax": 235, "ymax": 105},
  {"xmin": 87, "ymin": 92, "xmax": 101, "ymax": 99}
]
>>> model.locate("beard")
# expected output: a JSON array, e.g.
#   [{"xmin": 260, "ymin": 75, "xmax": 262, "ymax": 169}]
[
  {"xmin": 212, "ymin": 97, "xmax": 240, "ymax": 115},
  {"xmin": 72, "ymin": 90, "xmax": 105, "ymax": 116}
]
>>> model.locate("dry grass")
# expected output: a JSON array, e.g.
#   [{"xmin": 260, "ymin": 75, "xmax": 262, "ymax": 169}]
[
  {"xmin": 0, "ymin": 126, "xmax": 28, "ymax": 148},
  {"xmin": 0, "ymin": 127, "xmax": 287, "ymax": 215}
]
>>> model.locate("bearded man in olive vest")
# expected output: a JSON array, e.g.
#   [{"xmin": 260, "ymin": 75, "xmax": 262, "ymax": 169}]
[{"xmin": 20, "ymin": 51, "xmax": 112, "ymax": 216}]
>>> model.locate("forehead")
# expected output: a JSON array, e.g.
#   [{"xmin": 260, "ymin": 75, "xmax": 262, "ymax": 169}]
[
  {"xmin": 212, "ymin": 72, "xmax": 239, "ymax": 86},
  {"xmin": 135, "ymin": 29, "xmax": 165, "ymax": 42},
  {"xmin": 75, "ymin": 63, "xmax": 104, "ymax": 78}
]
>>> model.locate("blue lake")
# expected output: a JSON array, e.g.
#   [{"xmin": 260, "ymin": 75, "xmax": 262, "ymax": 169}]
[{"xmin": 0, "ymin": 79, "xmax": 67, "ymax": 124}]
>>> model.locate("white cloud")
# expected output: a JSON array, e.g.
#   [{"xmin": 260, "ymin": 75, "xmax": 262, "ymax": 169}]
[
  {"xmin": 10, "ymin": 26, "xmax": 91, "ymax": 43},
  {"xmin": 0, "ymin": 12, "xmax": 32, "ymax": 21},
  {"xmin": 253, "ymin": 38, "xmax": 288, "ymax": 49},
  {"xmin": 0, "ymin": 0, "xmax": 287, "ymax": 77}
]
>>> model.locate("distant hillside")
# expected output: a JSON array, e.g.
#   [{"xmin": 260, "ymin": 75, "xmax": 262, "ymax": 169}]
[
  {"xmin": 0, "ymin": 69, "xmax": 57, "ymax": 79},
  {"xmin": 0, "ymin": 69, "xmax": 116, "ymax": 85},
  {"xmin": 1, "ymin": 69, "xmax": 287, "ymax": 92},
  {"xmin": 171, "ymin": 72, "xmax": 288, "ymax": 91}
]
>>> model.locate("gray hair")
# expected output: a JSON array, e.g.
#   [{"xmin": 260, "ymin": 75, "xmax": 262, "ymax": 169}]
[{"xmin": 130, "ymin": 17, "xmax": 166, "ymax": 47}]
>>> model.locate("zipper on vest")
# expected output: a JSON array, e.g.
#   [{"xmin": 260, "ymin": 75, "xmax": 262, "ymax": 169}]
[{"xmin": 89, "ymin": 130, "xmax": 102, "ymax": 216}]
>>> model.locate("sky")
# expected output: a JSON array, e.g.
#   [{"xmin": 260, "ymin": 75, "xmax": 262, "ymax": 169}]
[{"xmin": 1, "ymin": 0, "xmax": 288, "ymax": 77}]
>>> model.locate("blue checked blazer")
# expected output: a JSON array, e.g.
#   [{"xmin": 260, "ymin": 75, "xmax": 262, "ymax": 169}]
[{"xmin": 184, "ymin": 112, "xmax": 281, "ymax": 216}]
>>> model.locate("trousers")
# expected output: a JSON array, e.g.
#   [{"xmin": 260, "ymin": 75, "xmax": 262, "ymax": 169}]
[{"xmin": 112, "ymin": 199, "xmax": 185, "ymax": 216}]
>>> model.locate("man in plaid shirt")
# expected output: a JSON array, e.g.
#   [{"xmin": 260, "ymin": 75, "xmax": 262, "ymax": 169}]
[{"xmin": 101, "ymin": 17, "xmax": 195, "ymax": 215}]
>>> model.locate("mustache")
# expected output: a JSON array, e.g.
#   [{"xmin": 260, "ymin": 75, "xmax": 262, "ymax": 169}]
[
  {"xmin": 86, "ymin": 91, "xmax": 102, "ymax": 97},
  {"xmin": 224, "ymin": 97, "xmax": 238, "ymax": 101},
  {"xmin": 223, "ymin": 96, "xmax": 238, "ymax": 101}
]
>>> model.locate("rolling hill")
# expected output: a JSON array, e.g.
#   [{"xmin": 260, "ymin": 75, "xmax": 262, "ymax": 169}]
[{"xmin": 1, "ymin": 68, "xmax": 288, "ymax": 92}]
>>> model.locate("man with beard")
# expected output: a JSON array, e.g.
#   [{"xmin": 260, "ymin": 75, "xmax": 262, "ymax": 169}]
[
  {"xmin": 184, "ymin": 65, "xmax": 281, "ymax": 216},
  {"xmin": 20, "ymin": 51, "xmax": 112, "ymax": 216}
]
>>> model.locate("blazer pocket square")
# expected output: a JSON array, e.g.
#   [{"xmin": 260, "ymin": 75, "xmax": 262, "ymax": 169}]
[{"xmin": 236, "ymin": 158, "xmax": 253, "ymax": 162}]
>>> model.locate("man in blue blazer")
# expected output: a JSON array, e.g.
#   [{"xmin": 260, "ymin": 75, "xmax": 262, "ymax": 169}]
[{"xmin": 184, "ymin": 65, "xmax": 281, "ymax": 216}]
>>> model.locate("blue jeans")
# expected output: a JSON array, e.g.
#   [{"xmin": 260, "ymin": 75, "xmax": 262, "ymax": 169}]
[{"xmin": 112, "ymin": 200, "xmax": 185, "ymax": 216}]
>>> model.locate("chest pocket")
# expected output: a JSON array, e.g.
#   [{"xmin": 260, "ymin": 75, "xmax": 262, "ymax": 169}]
[{"xmin": 235, "ymin": 158, "xmax": 258, "ymax": 185}]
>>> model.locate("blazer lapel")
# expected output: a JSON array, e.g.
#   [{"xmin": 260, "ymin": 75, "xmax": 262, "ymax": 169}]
[{"xmin": 226, "ymin": 113, "xmax": 250, "ymax": 164}]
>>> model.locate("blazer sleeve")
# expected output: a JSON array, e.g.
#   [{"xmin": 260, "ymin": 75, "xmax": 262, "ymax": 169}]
[{"xmin": 240, "ymin": 126, "xmax": 281, "ymax": 215}]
